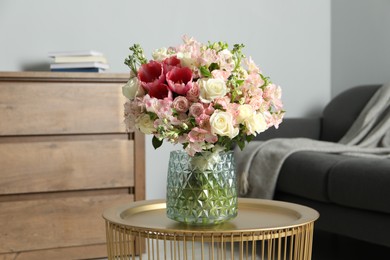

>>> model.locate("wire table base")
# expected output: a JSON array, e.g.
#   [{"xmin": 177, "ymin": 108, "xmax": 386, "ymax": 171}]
[{"xmin": 103, "ymin": 198, "xmax": 319, "ymax": 260}]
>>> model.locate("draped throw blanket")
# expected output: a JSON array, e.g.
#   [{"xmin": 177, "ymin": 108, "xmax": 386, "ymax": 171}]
[{"xmin": 234, "ymin": 83, "xmax": 390, "ymax": 199}]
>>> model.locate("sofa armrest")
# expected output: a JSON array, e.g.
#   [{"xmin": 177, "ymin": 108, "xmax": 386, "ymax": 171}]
[{"xmin": 253, "ymin": 118, "xmax": 322, "ymax": 141}]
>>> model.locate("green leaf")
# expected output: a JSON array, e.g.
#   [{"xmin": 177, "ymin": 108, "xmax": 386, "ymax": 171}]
[
  {"xmin": 208, "ymin": 63, "xmax": 219, "ymax": 72},
  {"xmin": 152, "ymin": 136, "xmax": 163, "ymax": 149},
  {"xmin": 199, "ymin": 66, "xmax": 211, "ymax": 78},
  {"xmin": 237, "ymin": 140, "xmax": 245, "ymax": 150},
  {"xmin": 246, "ymin": 135, "xmax": 254, "ymax": 142}
]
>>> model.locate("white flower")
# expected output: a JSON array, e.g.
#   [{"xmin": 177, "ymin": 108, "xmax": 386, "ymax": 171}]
[
  {"xmin": 244, "ymin": 113, "xmax": 268, "ymax": 135},
  {"xmin": 177, "ymin": 51, "xmax": 196, "ymax": 69},
  {"xmin": 210, "ymin": 110, "xmax": 239, "ymax": 138},
  {"xmin": 152, "ymin": 48, "xmax": 170, "ymax": 61},
  {"xmin": 198, "ymin": 78, "xmax": 227, "ymax": 103},
  {"xmin": 136, "ymin": 114, "xmax": 155, "ymax": 134},
  {"xmin": 219, "ymin": 49, "xmax": 235, "ymax": 71},
  {"xmin": 236, "ymin": 104, "xmax": 253, "ymax": 124},
  {"xmin": 122, "ymin": 77, "xmax": 144, "ymax": 100}
]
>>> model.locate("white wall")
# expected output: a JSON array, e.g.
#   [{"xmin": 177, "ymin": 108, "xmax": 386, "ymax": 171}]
[
  {"xmin": 331, "ymin": 0, "xmax": 390, "ymax": 97},
  {"xmin": 0, "ymin": 0, "xmax": 331, "ymax": 199}
]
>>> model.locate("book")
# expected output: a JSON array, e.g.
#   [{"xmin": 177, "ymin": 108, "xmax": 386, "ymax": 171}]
[
  {"xmin": 50, "ymin": 62, "xmax": 109, "ymax": 70},
  {"xmin": 48, "ymin": 50, "xmax": 104, "ymax": 57},
  {"xmin": 53, "ymin": 55, "xmax": 108, "ymax": 63},
  {"xmin": 50, "ymin": 68, "xmax": 105, "ymax": 73}
]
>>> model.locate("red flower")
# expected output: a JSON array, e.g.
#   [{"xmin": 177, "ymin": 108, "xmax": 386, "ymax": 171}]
[
  {"xmin": 163, "ymin": 56, "xmax": 181, "ymax": 73},
  {"xmin": 166, "ymin": 67, "xmax": 193, "ymax": 95},
  {"xmin": 138, "ymin": 61, "xmax": 170, "ymax": 99},
  {"xmin": 148, "ymin": 83, "xmax": 171, "ymax": 99},
  {"xmin": 138, "ymin": 61, "xmax": 165, "ymax": 90}
]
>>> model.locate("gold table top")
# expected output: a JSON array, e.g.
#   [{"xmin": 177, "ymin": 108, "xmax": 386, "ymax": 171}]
[{"xmin": 103, "ymin": 198, "xmax": 319, "ymax": 234}]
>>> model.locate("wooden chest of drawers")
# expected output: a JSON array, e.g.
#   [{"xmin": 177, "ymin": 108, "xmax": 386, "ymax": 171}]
[{"xmin": 0, "ymin": 72, "xmax": 145, "ymax": 259}]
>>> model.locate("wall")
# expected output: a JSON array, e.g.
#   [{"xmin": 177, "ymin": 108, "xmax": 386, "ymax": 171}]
[
  {"xmin": 0, "ymin": 0, "xmax": 331, "ymax": 199},
  {"xmin": 331, "ymin": 0, "xmax": 390, "ymax": 97}
]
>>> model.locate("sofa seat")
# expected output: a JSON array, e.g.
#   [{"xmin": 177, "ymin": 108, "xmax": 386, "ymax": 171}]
[
  {"xmin": 277, "ymin": 151, "xmax": 390, "ymax": 215},
  {"xmin": 328, "ymin": 156, "xmax": 390, "ymax": 214}
]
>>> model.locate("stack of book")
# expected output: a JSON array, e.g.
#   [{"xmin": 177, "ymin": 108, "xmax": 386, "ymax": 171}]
[{"xmin": 48, "ymin": 50, "xmax": 109, "ymax": 72}]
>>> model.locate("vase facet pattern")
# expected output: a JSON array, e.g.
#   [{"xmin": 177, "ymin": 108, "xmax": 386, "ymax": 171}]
[{"xmin": 166, "ymin": 150, "xmax": 238, "ymax": 225}]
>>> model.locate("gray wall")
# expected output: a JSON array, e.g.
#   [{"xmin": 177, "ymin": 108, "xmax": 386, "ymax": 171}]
[
  {"xmin": 4, "ymin": 0, "xmax": 388, "ymax": 199},
  {"xmin": 331, "ymin": 0, "xmax": 390, "ymax": 97}
]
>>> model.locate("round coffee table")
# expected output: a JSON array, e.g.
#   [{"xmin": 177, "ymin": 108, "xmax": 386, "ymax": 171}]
[{"xmin": 103, "ymin": 198, "xmax": 319, "ymax": 260}]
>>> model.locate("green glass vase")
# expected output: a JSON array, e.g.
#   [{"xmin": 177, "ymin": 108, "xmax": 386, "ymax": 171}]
[{"xmin": 166, "ymin": 149, "xmax": 238, "ymax": 225}]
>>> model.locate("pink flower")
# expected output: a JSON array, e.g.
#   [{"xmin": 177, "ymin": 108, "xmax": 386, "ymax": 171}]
[
  {"xmin": 244, "ymin": 57, "xmax": 261, "ymax": 74},
  {"xmin": 195, "ymin": 114, "xmax": 211, "ymax": 130},
  {"xmin": 246, "ymin": 73, "xmax": 264, "ymax": 88},
  {"xmin": 203, "ymin": 103, "xmax": 215, "ymax": 115},
  {"xmin": 249, "ymin": 97, "xmax": 264, "ymax": 111},
  {"xmin": 172, "ymin": 96, "xmax": 190, "ymax": 113},
  {"xmin": 189, "ymin": 103, "xmax": 204, "ymax": 117},
  {"xmin": 264, "ymin": 84, "xmax": 283, "ymax": 110},
  {"xmin": 185, "ymin": 142, "xmax": 203, "ymax": 157},
  {"xmin": 143, "ymin": 95, "xmax": 158, "ymax": 113},
  {"xmin": 188, "ymin": 127, "xmax": 217, "ymax": 143},
  {"xmin": 155, "ymin": 98, "xmax": 173, "ymax": 118},
  {"xmin": 211, "ymin": 70, "xmax": 231, "ymax": 81},
  {"xmin": 166, "ymin": 67, "xmax": 193, "ymax": 95},
  {"xmin": 214, "ymin": 96, "xmax": 231, "ymax": 110},
  {"xmin": 186, "ymin": 82, "xmax": 200, "ymax": 102}
]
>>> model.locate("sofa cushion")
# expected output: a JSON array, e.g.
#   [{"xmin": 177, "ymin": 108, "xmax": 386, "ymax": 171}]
[
  {"xmin": 328, "ymin": 156, "xmax": 390, "ymax": 214},
  {"xmin": 276, "ymin": 151, "xmax": 349, "ymax": 202}
]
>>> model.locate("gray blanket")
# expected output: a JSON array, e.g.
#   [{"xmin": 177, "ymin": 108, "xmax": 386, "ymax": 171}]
[{"xmin": 234, "ymin": 83, "xmax": 390, "ymax": 199}]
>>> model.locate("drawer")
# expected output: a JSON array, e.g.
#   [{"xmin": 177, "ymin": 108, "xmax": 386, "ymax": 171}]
[
  {"xmin": 0, "ymin": 81, "xmax": 127, "ymax": 135},
  {"xmin": 0, "ymin": 190, "xmax": 133, "ymax": 254},
  {"xmin": 0, "ymin": 136, "xmax": 134, "ymax": 195}
]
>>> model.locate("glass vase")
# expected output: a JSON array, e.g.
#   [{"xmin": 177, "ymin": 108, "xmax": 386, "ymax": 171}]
[{"xmin": 166, "ymin": 149, "xmax": 238, "ymax": 225}]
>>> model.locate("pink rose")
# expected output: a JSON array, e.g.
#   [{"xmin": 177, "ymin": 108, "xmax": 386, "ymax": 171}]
[
  {"xmin": 172, "ymin": 96, "xmax": 190, "ymax": 113},
  {"xmin": 186, "ymin": 82, "xmax": 200, "ymax": 102},
  {"xmin": 166, "ymin": 67, "xmax": 193, "ymax": 95},
  {"xmin": 189, "ymin": 103, "xmax": 204, "ymax": 117}
]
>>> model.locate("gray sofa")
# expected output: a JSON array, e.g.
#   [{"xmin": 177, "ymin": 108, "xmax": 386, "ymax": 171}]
[{"xmin": 251, "ymin": 84, "xmax": 390, "ymax": 251}]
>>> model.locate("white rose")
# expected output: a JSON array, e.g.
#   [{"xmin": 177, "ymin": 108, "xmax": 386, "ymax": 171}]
[
  {"xmin": 244, "ymin": 113, "xmax": 267, "ymax": 135},
  {"xmin": 210, "ymin": 110, "xmax": 239, "ymax": 139},
  {"xmin": 122, "ymin": 77, "xmax": 144, "ymax": 100},
  {"xmin": 198, "ymin": 78, "xmax": 227, "ymax": 103},
  {"xmin": 152, "ymin": 48, "xmax": 170, "ymax": 61},
  {"xmin": 136, "ymin": 114, "xmax": 155, "ymax": 134},
  {"xmin": 236, "ymin": 104, "xmax": 253, "ymax": 124}
]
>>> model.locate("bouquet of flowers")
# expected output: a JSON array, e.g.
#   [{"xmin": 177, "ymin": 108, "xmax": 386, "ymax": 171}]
[{"xmin": 122, "ymin": 36, "xmax": 284, "ymax": 156}]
